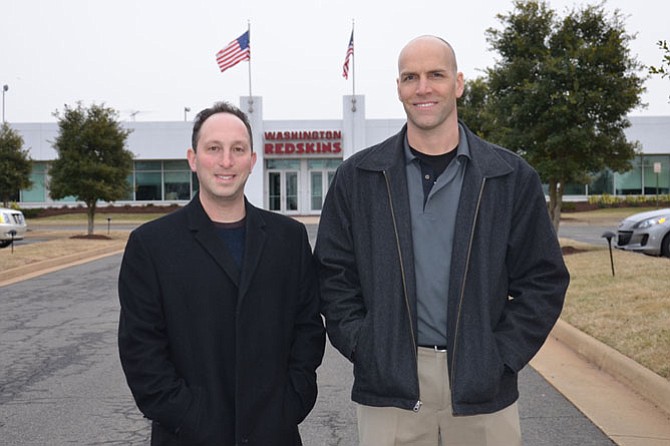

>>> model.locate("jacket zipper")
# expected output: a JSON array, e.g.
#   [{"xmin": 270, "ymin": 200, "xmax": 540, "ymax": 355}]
[
  {"xmin": 383, "ymin": 170, "xmax": 422, "ymax": 412},
  {"xmin": 450, "ymin": 178, "xmax": 487, "ymax": 389}
]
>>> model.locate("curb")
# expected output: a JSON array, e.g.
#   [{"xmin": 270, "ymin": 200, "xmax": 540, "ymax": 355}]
[
  {"xmin": 552, "ymin": 319, "xmax": 670, "ymax": 417},
  {"xmin": 0, "ymin": 245, "xmax": 125, "ymax": 285}
]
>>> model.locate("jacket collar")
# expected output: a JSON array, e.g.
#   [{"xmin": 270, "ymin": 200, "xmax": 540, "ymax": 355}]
[
  {"xmin": 238, "ymin": 201, "xmax": 267, "ymax": 301},
  {"xmin": 355, "ymin": 122, "xmax": 514, "ymax": 180},
  {"xmin": 185, "ymin": 196, "xmax": 267, "ymax": 300},
  {"xmin": 355, "ymin": 125, "xmax": 408, "ymax": 173}
]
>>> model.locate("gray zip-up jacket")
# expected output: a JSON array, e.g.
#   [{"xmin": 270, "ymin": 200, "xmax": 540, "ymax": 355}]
[{"xmin": 314, "ymin": 123, "xmax": 569, "ymax": 415}]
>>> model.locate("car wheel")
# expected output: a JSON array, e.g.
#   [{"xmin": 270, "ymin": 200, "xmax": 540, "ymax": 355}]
[
  {"xmin": 661, "ymin": 233, "xmax": 670, "ymax": 258},
  {"xmin": 0, "ymin": 240, "xmax": 11, "ymax": 248}
]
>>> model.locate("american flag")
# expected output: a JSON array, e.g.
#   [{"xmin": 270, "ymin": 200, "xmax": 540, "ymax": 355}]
[
  {"xmin": 216, "ymin": 31, "xmax": 250, "ymax": 73},
  {"xmin": 342, "ymin": 30, "xmax": 354, "ymax": 79}
]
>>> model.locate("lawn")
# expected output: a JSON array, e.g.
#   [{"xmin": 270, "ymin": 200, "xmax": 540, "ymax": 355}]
[{"xmin": 559, "ymin": 238, "xmax": 669, "ymax": 379}]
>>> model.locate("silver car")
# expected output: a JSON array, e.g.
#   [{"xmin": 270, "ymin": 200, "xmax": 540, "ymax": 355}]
[
  {"xmin": 616, "ymin": 208, "xmax": 670, "ymax": 258},
  {"xmin": 0, "ymin": 207, "xmax": 28, "ymax": 248}
]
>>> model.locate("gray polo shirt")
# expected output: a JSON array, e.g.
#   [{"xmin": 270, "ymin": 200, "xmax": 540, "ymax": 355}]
[{"xmin": 404, "ymin": 124, "xmax": 470, "ymax": 346}]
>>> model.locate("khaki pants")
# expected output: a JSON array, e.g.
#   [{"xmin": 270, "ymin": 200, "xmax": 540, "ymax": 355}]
[{"xmin": 357, "ymin": 347, "xmax": 522, "ymax": 446}]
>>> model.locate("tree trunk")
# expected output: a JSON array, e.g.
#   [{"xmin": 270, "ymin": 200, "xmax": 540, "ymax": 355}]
[
  {"xmin": 86, "ymin": 202, "xmax": 96, "ymax": 236},
  {"xmin": 547, "ymin": 179, "xmax": 563, "ymax": 234}
]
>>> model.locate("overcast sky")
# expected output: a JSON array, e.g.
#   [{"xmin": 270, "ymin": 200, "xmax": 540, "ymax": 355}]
[{"xmin": 3, "ymin": 0, "xmax": 669, "ymax": 124}]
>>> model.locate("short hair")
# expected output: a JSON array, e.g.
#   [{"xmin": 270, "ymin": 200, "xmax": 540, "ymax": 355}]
[{"xmin": 191, "ymin": 101, "xmax": 253, "ymax": 151}]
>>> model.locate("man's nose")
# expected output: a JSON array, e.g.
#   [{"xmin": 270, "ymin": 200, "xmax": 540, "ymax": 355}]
[
  {"xmin": 220, "ymin": 149, "xmax": 234, "ymax": 167},
  {"xmin": 417, "ymin": 76, "xmax": 431, "ymax": 94}
]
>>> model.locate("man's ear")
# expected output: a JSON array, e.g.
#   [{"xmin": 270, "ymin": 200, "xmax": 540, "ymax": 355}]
[
  {"xmin": 455, "ymin": 72, "xmax": 465, "ymax": 99},
  {"xmin": 186, "ymin": 148, "xmax": 197, "ymax": 172}
]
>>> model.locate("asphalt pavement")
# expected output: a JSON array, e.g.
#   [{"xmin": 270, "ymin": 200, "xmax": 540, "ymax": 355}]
[
  {"xmin": 0, "ymin": 254, "xmax": 616, "ymax": 445},
  {"xmin": 557, "ymin": 220, "xmax": 618, "ymax": 246},
  {"xmin": 1, "ymin": 218, "xmax": 669, "ymax": 445}
]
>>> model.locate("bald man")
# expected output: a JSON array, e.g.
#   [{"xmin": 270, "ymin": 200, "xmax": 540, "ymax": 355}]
[{"xmin": 315, "ymin": 36, "xmax": 569, "ymax": 446}]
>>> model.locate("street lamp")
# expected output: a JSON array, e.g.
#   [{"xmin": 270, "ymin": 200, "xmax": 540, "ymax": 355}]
[
  {"xmin": 2, "ymin": 84, "xmax": 8, "ymax": 123},
  {"xmin": 184, "ymin": 107, "xmax": 191, "ymax": 122}
]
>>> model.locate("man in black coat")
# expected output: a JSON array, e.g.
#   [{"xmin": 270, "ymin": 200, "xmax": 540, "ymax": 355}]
[{"xmin": 118, "ymin": 101, "xmax": 325, "ymax": 445}]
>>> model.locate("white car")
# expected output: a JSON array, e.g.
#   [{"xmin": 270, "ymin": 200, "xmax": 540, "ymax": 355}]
[
  {"xmin": 616, "ymin": 208, "xmax": 670, "ymax": 258},
  {"xmin": 0, "ymin": 207, "xmax": 28, "ymax": 248}
]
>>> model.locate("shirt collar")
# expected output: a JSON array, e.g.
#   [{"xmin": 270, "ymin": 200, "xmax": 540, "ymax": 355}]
[{"xmin": 403, "ymin": 122, "xmax": 472, "ymax": 165}]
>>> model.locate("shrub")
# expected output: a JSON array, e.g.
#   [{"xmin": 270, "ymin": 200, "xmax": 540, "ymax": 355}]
[{"xmin": 587, "ymin": 194, "xmax": 670, "ymax": 208}]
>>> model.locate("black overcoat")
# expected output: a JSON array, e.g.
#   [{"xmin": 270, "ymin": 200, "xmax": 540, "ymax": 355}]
[{"xmin": 118, "ymin": 196, "xmax": 325, "ymax": 445}]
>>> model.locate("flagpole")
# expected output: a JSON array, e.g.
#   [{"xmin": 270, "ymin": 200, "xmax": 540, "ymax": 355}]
[
  {"xmin": 351, "ymin": 19, "xmax": 356, "ymax": 112},
  {"xmin": 247, "ymin": 20, "xmax": 253, "ymax": 113}
]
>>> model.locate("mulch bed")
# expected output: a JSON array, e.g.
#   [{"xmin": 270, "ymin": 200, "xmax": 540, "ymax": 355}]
[
  {"xmin": 562, "ymin": 246, "xmax": 588, "ymax": 256},
  {"xmin": 70, "ymin": 234, "xmax": 113, "ymax": 240},
  {"xmin": 34, "ymin": 204, "xmax": 181, "ymax": 218}
]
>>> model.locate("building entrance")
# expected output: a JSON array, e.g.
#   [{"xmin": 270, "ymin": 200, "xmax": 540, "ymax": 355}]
[
  {"xmin": 265, "ymin": 159, "xmax": 341, "ymax": 215},
  {"xmin": 268, "ymin": 170, "xmax": 299, "ymax": 214}
]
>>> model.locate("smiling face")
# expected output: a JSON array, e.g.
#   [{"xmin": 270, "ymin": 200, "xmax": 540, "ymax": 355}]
[
  {"xmin": 397, "ymin": 36, "xmax": 464, "ymax": 137},
  {"xmin": 187, "ymin": 112, "xmax": 256, "ymax": 218}
]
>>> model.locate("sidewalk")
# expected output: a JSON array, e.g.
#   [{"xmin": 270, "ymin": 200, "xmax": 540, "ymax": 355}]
[{"xmin": 532, "ymin": 321, "xmax": 670, "ymax": 445}]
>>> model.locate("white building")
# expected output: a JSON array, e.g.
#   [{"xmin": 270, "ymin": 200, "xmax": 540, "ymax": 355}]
[{"xmin": 10, "ymin": 96, "xmax": 670, "ymax": 214}]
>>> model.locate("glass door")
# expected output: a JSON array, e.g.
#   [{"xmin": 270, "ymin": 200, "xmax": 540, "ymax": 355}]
[
  {"xmin": 310, "ymin": 171, "xmax": 323, "ymax": 211},
  {"xmin": 267, "ymin": 169, "xmax": 299, "ymax": 213},
  {"xmin": 309, "ymin": 169, "xmax": 338, "ymax": 212},
  {"xmin": 268, "ymin": 172, "xmax": 281, "ymax": 211},
  {"xmin": 307, "ymin": 158, "xmax": 341, "ymax": 213},
  {"xmin": 285, "ymin": 171, "xmax": 298, "ymax": 212}
]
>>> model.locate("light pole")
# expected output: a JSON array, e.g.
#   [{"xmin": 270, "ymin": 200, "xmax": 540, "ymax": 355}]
[
  {"xmin": 184, "ymin": 107, "xmax": 191, "ymax": 122},
  {"xmin": 2, "ymin": 84, "xmax": 8, "ymax": 123}
]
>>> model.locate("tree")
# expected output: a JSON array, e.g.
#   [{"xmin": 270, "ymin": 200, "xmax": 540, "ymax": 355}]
[
  {"xmin": 458, "ymin": 76, "xmax": 495, "ymax": 140},
  {"xmin": 649, "ymin": 40, "xmax": 670, "ymax": 100},
  {"xmin": 484, "ymin": 1, "xmax": 644, "ymax": 231},
  {"xmin": 0, "ymin": 122, "xmax": 32, "ymax": 207},
  {"xmin": 50, "ymin": 103, "xmax": 134, "ymax": 236}
]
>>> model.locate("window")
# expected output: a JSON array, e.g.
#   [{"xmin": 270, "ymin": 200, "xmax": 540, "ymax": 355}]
[
  {"xmin": 643, "ymin": 155, "xmax": 670, "ymax": 195},
  {"xmin": 615, "ymin": 157, "xmax": 643, "ymax": 195},
  {"xmin": 163, "ymin": 161, "xmax": 191, "ymax": 200},
  {"xmin": 267, "ymin": 159, "xmax": 300, "ymax": 170},
  {"xmin": 307, "ymin": 159, "xmax": 342, "ymax": 170},
  {"xmin": 589, "ymin": 170, "xmax": 614, "ymax": 195},
  {"xmin": 123, "ymin": 174, "xmax": 134, "ymax": 201},
  {"xmin": 20, "ymin": 162, "xmax": 47, "ymax": 203},
  {"xmin": 164, "ymin": 172, "xmax": 191, "ymax": 200},
  {"xmin": 135, "ymin": 172, "xmax": 162, "ymax": 201}
]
